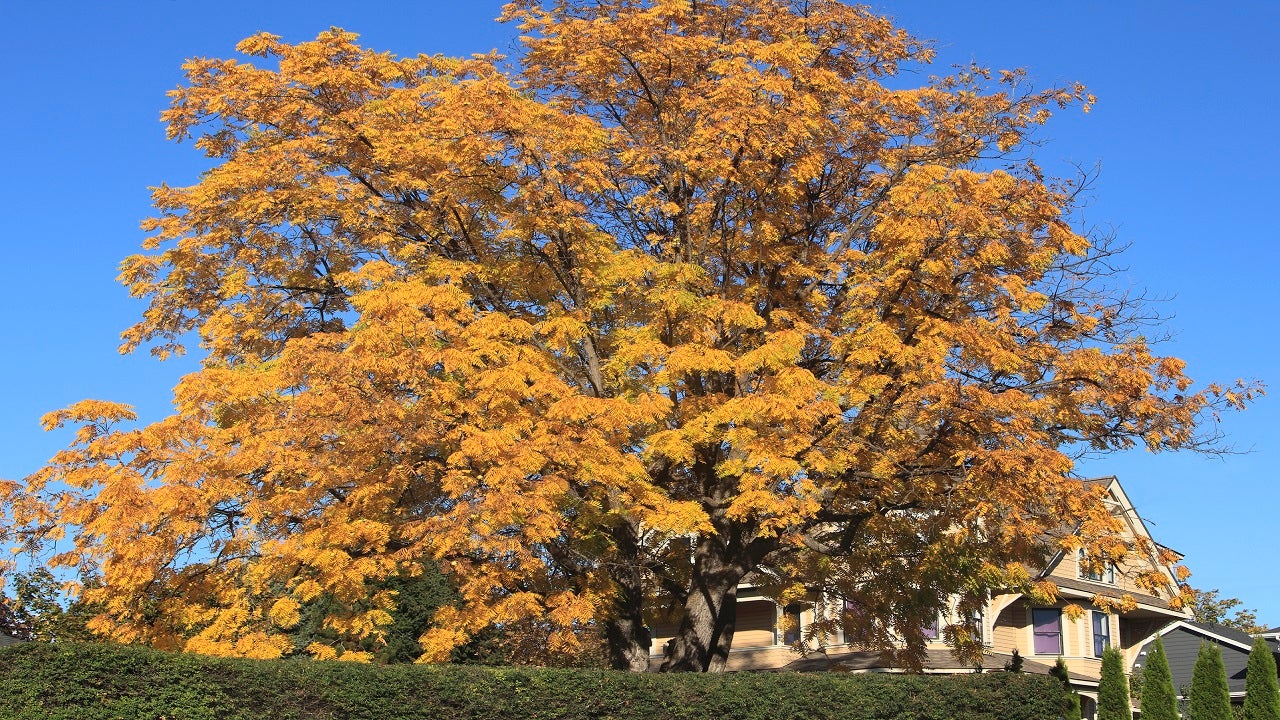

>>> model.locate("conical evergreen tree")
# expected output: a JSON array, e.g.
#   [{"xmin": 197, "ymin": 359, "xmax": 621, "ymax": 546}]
[
  {"xmin": 1189, "ymin": 642, "xmax": 1232, "ymax": 720},
  {"xmin": 1050, "ymin": 657, "xmax": 1083, "ymax": 720},
  {"xmin": 1099, "ymin": 646, "xmax": 1134, "ymax": 720},
  {"xmin": 1244, "ymin": 637, "xmax": 1280, "ymax": 720},
  {"xmin": 1141, "ymin": 636, "xmax": 1180, "ymax": 720}
]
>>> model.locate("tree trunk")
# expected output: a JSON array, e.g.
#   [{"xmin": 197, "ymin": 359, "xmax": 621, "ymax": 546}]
[
  {"xmin": 659, "ymin": 534, "xmax": 745, "ymax": 672},
  {"xmin": 605, "ymin": 521, "xmax": 652, "ymax": 672}
]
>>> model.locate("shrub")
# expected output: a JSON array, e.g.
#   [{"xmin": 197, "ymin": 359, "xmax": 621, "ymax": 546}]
[
  {"xmin": 1099, "ymin": 646, "xmax": 1133, "ymax": 720},
  {"xmin": 1189, "ymin": 642, "xmax": 1232, "ymax": 720},
  {"xmin": 1244, "ymin": 637, "xmax": 1280, "ymax": 720},
  {"xmin": 0, "ymin": 641, "xmax": 1069, "ymax": 720},
  {"xmin": 1140, "ymin": 636, "xmax": 1179, "ymax": 720},
  {"xmin": 1049, "ymin": 656, "xmax": 1082, "ymax": 720}
]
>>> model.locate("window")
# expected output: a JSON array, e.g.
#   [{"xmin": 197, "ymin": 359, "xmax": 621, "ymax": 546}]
[
  {"xmin": 968, "ymin": 610, "xmax": 984, "ymax": 644},
  {"xmin": 782, "ymin": 605, "xmax": 804, "ymax": 645},
  {"xmin": 1092, "ymin": 612, "xmax": 1111, "ymax": 657},
  {"xmin": 922, "ymin": 615, "xmax": 940, "ymax": 640},
  {"xmin": 1079, "ymin": 549, "xmax": 1116, "ymax": 584},
  {"xmin": 1032, "ymin": 609, "xmax": 1063, "ymax": 655}
]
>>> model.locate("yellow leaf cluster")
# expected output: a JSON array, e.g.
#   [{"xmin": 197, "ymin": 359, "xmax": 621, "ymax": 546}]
[{"xmin": 1, "ymin": 0, "xmax": 1255, "ymax": 669}]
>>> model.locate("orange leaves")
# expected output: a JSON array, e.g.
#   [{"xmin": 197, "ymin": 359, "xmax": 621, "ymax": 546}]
[
  {"xmin": 268, "ymin": 598, "xmax": 302, "ymax": 630},
  {"xmin": 1, "ymin": 1, "xmax": 1257, "ymax": 670},
  {"xmin": 38, "ymin": 400, "xmax": 137, "ymax": 432}
]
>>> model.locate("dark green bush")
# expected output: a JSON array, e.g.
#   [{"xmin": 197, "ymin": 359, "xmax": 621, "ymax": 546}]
[
  {"xmin": 1190, "ymin": 642, "xmax": 1232, "ymax": 720},
  {"xmin": 1243, "ymin": 637, "xmax": 1279, "ymax": 720},
  {"xmin": 1140, "ymin": 636, "xmax": 1179, "ymax": 720},
  {"xmin": 0, "ymin": 642, "xmax": 1069, "ymax": 720},
  {"xmin": 1098, "ymin": 646, "xmax": 1133, "ymax": 720}
]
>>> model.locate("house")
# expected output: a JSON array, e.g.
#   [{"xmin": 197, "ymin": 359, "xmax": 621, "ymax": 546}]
[
  {"xmin": 648, "ymin": 476, "xmax": 1191, "ymax": 719},
  {"xmin": 1130, "ymin": 621, "xmax": 1280, "ymax": 706}
]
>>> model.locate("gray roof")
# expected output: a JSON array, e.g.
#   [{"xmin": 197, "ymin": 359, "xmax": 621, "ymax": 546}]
[
  {"xmin": 0, "ymin": 632, "xmax": 24, "ymax": 648},
  {"xmin": 1187, "ymin": 621, "xmax": 1263, "ymax": 648}
]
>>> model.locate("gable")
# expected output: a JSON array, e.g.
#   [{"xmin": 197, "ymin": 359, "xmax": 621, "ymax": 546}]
[
  {"xmin": 1135, "ymin": 622, "xmax": 1257, "ymax": 695},
  {"xmin": 1039, "ymin": 476, "xmax": 1187, "ymax": 610}
]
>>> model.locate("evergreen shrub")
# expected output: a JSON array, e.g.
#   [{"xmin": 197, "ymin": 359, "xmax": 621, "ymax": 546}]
[{"xmin": 0, "ymin": 642, "xmax": 1068, "ymax": 720}]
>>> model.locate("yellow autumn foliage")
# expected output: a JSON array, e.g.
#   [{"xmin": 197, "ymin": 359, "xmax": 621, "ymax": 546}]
[{"xmin": 0, "ymin": 0, "xmax": 1257, "ymax": 672}]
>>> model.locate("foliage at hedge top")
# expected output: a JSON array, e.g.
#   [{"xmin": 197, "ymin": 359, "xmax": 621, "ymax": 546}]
[
  {"xmin": 1050, "ymin": 657, "xmax": 1083, "ymax": 720},
  {"xmin": 0, "ymin": 642, "xmax": 1068, "ymax": 720}
]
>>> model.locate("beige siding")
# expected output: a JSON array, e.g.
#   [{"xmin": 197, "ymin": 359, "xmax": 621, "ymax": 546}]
[
  {"xmin": 1069, "ymin": 611, "xmax": 1086, "ymax": 657},
  {"xmin": 649, "ymin": 600, "xmax": 779, "ymax": 656},
  {"xmin": 1113, "ymin": 553, "xmax": 1157, "ymax": 596},
  {"xmin": 992, "ymin": 602, "xmax": 1027, "ymax": 653},
  {"xmin": 1062, "ymin": 656, "xmax": 1104, "ymax": 681},
  {"xmin": 734, "ymin": 599, "xmax": 778, "ymax": 648}
]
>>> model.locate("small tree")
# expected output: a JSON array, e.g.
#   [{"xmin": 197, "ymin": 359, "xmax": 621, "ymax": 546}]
[
  {"xmin": 1099, "ymin": 646, "xmax": 1134, "ymax": 720},
  {"xmin": 1050, "ymin": 657, "xmax": 1083, "ymax": 720},
  {"xmin": 1244, "ymin": 637, "xmax": 1280, "ymax": 720},
  {"xmin": 1, "ymin": 568, "xmax": 99, "ymax": 643},
  {"xmin": 1190, "ymin": 643, "xmax": 1233, "ymax": 720},
  {"xmin": 1141, "ymin": 635, "xmax": 1180, "ymax": 720},
  {"xmin": 1004, "ymin": 648, "xmax": 1024, "ymax": 673}
]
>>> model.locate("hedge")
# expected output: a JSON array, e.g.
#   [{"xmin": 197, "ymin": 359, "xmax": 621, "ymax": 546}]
[{"xmin": 0, "ymin": 642, "xmax": 1069, "ymax": 720}]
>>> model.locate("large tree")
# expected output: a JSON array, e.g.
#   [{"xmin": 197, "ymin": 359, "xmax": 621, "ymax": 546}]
[{"xmin": 0, "ymin": 0, "xmax": 1252, "ymax": 671}]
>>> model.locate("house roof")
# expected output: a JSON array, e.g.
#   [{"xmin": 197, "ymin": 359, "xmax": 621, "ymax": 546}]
[
  {"xmin": 0, "ymin": 632, "xmax": 24, "ymax": 648},
  {"xmin": 1190, "ymin": 622, "xmax": 1265, "ymax": 648},
  {"xmin": 1156, "ymin": 620, "xmax": 1261, "ymax": 652},
  {"xmin": 1051, "ymin": 576, "xmax": 1178, "ymax": 611}
]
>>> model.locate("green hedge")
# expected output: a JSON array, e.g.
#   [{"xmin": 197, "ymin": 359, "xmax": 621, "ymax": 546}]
[{"xmin": 0, "ymin": 642, "xmax": 1068, "ymax": 720}]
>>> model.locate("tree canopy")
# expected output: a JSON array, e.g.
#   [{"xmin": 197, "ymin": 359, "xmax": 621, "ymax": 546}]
[
  {"xmin": 0, "ymin": 0, "xmax": 1254, "ymax": 672},
  {"xmin": 1192, "ymin": 588, "xmax": 1267, "ymax": 634}
]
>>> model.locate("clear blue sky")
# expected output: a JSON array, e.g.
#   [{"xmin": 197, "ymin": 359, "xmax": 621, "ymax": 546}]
[{"xmin": 1, "ymin": 2, "xmax": 1276, "ymax": 625}]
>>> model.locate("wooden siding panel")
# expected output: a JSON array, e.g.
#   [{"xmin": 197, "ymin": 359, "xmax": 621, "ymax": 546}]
[
  {"xmin": 992, "ymin": 603, "xmax": 1027, "ymax": 653},
  {"xmin": 734, "ymin": 599, "xmax": 778, "ymax": 648}
]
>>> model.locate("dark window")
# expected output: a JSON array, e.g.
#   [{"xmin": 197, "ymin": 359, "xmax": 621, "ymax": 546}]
[
  {"xmin": 1032, "ymin": 608, "xmax": 1063, "ymax": 655},
  {"xmin": 1092, "ymin": 611, "xmax": 1111, "ymax": 657},
  {"xmin": 968, "ymin": 610, "xmax": 983, "ymax": 644},
  {"xmin": 783, "ymin": 605, "xmax": 804, "ymax": 645},
  {"xmin": 923, "ymin": 615, "xmax": 939, "ymax": 640},
  {"xmin": 1079, "ymin": 549, "xmax": 1116, "ymax": 584}
]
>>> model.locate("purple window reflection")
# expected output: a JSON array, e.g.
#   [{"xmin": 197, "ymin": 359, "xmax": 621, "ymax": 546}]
[{"xmin": 1032, "ymin": 609, "xmax": 1062, "ymax": 655}]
